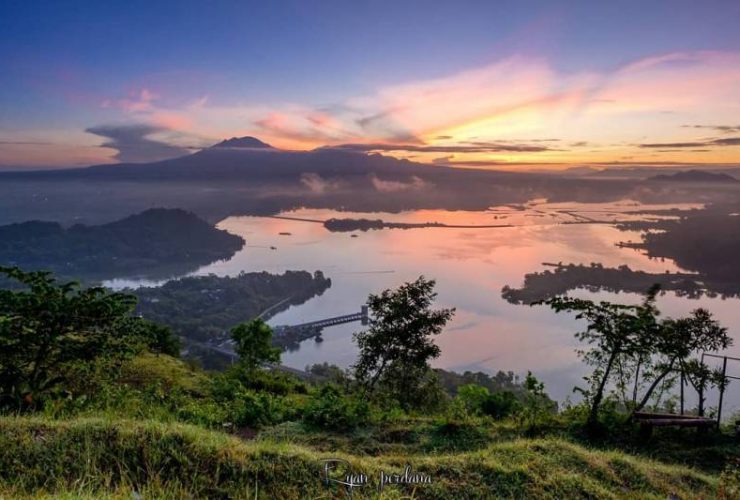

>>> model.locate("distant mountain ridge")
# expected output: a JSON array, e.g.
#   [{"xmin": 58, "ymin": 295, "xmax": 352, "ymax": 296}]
[{"xmin": 648, "ymin": 169, "xmax": 739, "ymax": 183}]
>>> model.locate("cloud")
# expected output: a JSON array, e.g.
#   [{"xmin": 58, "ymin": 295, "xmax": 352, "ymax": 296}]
[
  {"xmin": 432, "ymin": 155, "xmax": 454, "ymax": 164},
  {"xmin": 85, "ymin": 124, "xmax": 192, "ymax": 162},
  {"xmin": 355, "ymin": 109, "xmax": 421, "ymax": 143},
  {"xmin": 370, "ymin": 175, "xmax": 428, "ymax": 192},
  {"xmin": 300, "ymin": 173, "xmax": 339, "ymax": 194},
  {"xmin": 0, "ymin": 140, "xmax": 54, "ymax": 145},
  {"xmin": 639, "ymin": 137, "xmax": 740, "ymax": 149},
  {"xmin": 102, "ymin": 88, "xmax": 159, "ymax": 113},
  {"xmin": 445, "ymin": 159, "xmax": 508, "ymax": 167},
  {"xmin": 254, "ymin": 111, "xmax": 354, "ymax": 144},
  {"xmin": 712, "ymin": 137, "xmax": 740, "ymax": 146},
  {"xmin": 331, "ymin": 142, "xmax": 554, "ymax": 154},
  {"xmin": 639, "ymin": 142, "xmax": 706, "ymax": 148},
  {"xmin": 682, "ymin": 124, "xmax": 740, "ymax": 133},
  {"xmin": 356, "ymin": 110, "xmax": 393, "ymax": 130}
]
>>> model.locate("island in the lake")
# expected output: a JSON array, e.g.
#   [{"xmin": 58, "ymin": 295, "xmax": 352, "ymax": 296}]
[
  {"xmin": 323, "ymin": 217, "xmax": 513, "ymax": 232},
  {"xmin": 500, "ymin": 263, "xmax": 727, "ymax": 304},
  {"xmin": 0, "ymin": 208, "xmax": 244, "ymax": 281}
]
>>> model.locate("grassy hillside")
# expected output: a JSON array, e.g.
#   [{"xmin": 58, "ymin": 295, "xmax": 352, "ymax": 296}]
[{"xmin": 0, "ymin": 416, "xmax": 722, "ymax": 499}]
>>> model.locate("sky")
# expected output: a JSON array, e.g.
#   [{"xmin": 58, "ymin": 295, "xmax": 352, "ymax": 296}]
[{"xmin": 2, "ymin": 0, "xmax": 740, "ymax": 169}]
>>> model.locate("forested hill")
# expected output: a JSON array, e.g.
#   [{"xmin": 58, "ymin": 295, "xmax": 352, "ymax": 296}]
[{"xmin": 0, "ymin": 208, "xmax": 244, "ymax": 278}]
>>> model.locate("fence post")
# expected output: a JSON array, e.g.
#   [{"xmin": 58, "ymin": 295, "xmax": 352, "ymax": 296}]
[{"xmin": 717, "ymin": 356, "xmax": 728, "ymax": 426}]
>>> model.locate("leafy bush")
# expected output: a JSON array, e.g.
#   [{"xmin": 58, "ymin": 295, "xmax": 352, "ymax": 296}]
[
  {"xmin": 456, "ymin": 384, "xmax": 490, "ymax": 414},
  {"xmin": 238, "ymin": 369, "xmax": 308, "ymax": 395},
  {"xmin": 226, "ymin": 390, "xmax": 298, "ymax": 427},
  {"xmin": 454, "ymin": 384, "xmax": 522, "ymax": 420},
  {"xmin": 302, "ymin": 385, "xmax": 369, "ymax": 431},
  {"xmin": 482, "ymin": 391, "xmax": 522, "ymax": 419},
  {"xmin": 210, "ymin": 373, "xmax": 297, "ymax": 427}
]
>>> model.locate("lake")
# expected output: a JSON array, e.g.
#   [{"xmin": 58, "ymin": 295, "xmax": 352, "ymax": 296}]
[{"xmin": 107, "ymin": 200, "xmax": 740, "ymax": 416}]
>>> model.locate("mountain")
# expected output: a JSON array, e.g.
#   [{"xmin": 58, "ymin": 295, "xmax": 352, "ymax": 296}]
[
  {"xmin": 211, "ymin": 136, "xmax": 274, "ymax": 149},
  {"xmin": 0, "ymin": 137, "xmax": 438, "ymax": 182},
  {"xmin": 648, "ymin": 169, "xmax": 739, "ymax": 183}
]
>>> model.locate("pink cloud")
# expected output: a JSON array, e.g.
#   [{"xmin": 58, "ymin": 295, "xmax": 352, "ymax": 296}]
[
  {"xmin": 254, "ymin": 110, "xmax": 357, "ymax": 146},
  {"xmin": 104, "ymin": 88, "xmax": 160, "ymax": 113}
]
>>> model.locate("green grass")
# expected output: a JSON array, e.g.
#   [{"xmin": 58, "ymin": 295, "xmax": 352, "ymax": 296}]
[{"xmin": 0, "ymin": 416, "xmax": 721, "ymax": 499}]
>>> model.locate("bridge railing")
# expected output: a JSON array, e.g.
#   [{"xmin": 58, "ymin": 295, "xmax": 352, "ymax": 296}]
[{"xmin": 275, "ymin": 307, "xmax": 369, "ymax": 330}]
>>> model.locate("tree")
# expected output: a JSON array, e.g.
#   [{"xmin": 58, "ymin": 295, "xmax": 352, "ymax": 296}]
[
  {"xmin": 519, "ymin": 371, "xmax": 554, "ymax": 428},
  {"xmin": 0, "ymin": 266, "xmax": 140, "ymax": 408},
  {"xmin": 124, "ymin": 318, "xmax": 181, "ymax": 357},
  {"xmin": 631, "ymin": 309, "xmax": 730, "ymax": 416},
  {"xmin": 230, "ymin": 318, "xmax": 281, "ymax": 373},
  {"xmin": 353, "ymin": 276, "xmax": 455, "ymax": 409},
  {"xmin": 540, "ymin": 288, "xmax": 660, "ymax": 430},
  {"xmin": 541, "ymin": 286, "xmax": 732, "ymax": 429},
  {"xmin": 681, "ymin": 358, "xmax": 727, "ymax": 416}
]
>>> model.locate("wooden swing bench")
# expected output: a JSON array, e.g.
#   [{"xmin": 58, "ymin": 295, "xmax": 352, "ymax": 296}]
[{"xmin": 634, "ymin": 412, "xmax": 717, "ymax": 437}]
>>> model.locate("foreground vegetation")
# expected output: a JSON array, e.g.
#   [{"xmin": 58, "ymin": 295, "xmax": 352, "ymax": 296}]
[
  {"xmin": 0, "ymin": 266, "xmax": 738, "ymax": 498},
  {"xmin": 0, "ymin": 415, "xmax": 729, "ymax": 499}
]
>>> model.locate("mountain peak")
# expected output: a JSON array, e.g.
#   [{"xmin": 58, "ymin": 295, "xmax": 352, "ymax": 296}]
[{"xmin": 211, "ymin": 137, "xmax": 274, "ymax": 149}]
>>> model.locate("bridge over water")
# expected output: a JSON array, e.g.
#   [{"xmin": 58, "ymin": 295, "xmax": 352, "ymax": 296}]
[
  {"xmin": 272, "ymin": 305, "xmax": 369, "ymax": 343},
  {"xmin": 185, "ymin": 306, "xmax": 370, "ymax": 368},
  {"xmin": 275, "ymin": 305, "xmax": 369, "ymax": 331}
]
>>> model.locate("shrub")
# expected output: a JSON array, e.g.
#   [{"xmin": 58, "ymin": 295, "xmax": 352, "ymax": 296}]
[
  {"xmin": 481, "ymin": 391, "xmax": 522, "ymax": 419},
  {"xmin": 226, "ymin": 390, "xmax": 297, "ymax": 427},
  {"xmin": 454, "ymin": 384, "xmax": 522, "ymax": 420},
  {"xmin": 456, "ymin": 384, "xmax": 490, "ymax": 414},
  {"xmin": 302, "ymin": 385, "xmax": 369, "ymax": 431},
  {"xmin": 240, "ymin": 369, "xmax": 308, "ymax": 395}
]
